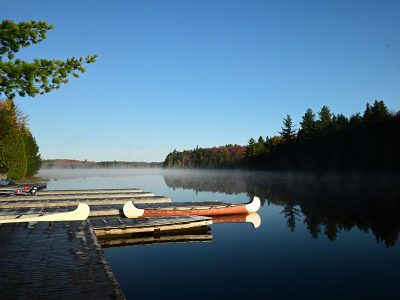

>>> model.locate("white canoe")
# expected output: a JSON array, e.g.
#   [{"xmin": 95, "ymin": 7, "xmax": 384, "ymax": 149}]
[{"xmin": 0, "ymin": 203, "xmax": 90, "ymax": 223}]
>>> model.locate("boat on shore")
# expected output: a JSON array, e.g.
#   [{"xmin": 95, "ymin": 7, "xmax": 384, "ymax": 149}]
[
  {"xmin": 123, "ymin": 197, "xmax": 261, "ymax": 218},
  {"xmin": 0, "ymin": 180, "xmax": 47, "ymax": 196}
]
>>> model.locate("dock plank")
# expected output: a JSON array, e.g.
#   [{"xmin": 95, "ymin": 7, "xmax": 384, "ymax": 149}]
[
  {"xmin": 1, "ymin": 192, "xmax": 155, "ymax": 201},
  {"xmin": 36, "ymin": 188, "xmax": 142, "ymax": 195},
  {"xmin": 0, "ymin": 196, "xmax": 171, "ymax": 209},
  {"xmin": 0, "ymin": 221, "xmax": 125, "ymax": 299},
  {"xmin": 0, "ymin": 205, "xmax": 125, "ymax": 218},
  {"xmin": 89, "ymin": 216, "xmax": 213, "ymax": 236}
]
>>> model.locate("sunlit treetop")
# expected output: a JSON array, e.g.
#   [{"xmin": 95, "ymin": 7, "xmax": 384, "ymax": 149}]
[{"xmin": 0, "ymin": 20, "xmax": 97, "ymax": 99}]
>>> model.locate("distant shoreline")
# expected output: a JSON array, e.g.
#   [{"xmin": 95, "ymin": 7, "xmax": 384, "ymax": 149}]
[{"xmin": 41, "ymin": 159, "xmax": 163, "ymax": 169}]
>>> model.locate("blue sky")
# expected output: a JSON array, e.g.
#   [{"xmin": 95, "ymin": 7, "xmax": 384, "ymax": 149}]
[{"xmin": 1, "ymin": 0, "xmax": 399, "ymax": 161}]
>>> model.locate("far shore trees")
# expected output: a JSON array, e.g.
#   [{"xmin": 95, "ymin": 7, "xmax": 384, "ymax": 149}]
[
  {"xmin": 163, "ymin": 100, "xmax": 400, "ymax": 172},
  {"xmin": 0, "ymin": 20, "xmax": 97, "ymax": 179}
]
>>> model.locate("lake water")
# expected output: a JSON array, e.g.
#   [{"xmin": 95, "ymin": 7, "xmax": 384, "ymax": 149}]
[{"xmin": 39, "ymin": 169, "xmax": 400, "ymax": 300}]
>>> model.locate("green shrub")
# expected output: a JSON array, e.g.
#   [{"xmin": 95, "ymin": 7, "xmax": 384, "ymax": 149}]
[{"xmin": 23, "ymin": 131, "xmax": 42, "ymax": 176}]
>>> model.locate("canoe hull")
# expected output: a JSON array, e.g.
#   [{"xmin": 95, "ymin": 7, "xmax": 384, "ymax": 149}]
[
  {"xmin": 123, "ymin": 197, "xmax": 261, "ymax": 218},
  {"xmin": 141, "ymin": 205, "xmax": 248, "ymax": 217},
  {"xmin": 0, "ymin": 203, "xmax": 90, "ymax": 223}
]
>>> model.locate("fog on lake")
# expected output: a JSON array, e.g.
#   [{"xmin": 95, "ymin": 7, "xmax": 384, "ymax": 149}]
[{"xmin": 39, "ymin": 168, "xmax": 400, "ymax": 300}]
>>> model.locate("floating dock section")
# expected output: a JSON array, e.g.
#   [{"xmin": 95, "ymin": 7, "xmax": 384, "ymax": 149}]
[
  {"xmin": 0, "ymin": 188, "xmax": 217, "ymax": 299},
  {"xmin": 89, "ymin": 215, "xmax": 212, "ymax": 236},
  {"xmin": 0, "ymin": 221, "xmax": 125, "ymax": 299}
]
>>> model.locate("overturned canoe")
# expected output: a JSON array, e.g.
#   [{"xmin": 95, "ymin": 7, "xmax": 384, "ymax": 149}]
[
  {"xmin": 0, "ymin": 203, "xmax": 90, "ymax": 223},
  {"xmin": 123, "ymin": 197, "xmax": 261, "ymax": 218}
]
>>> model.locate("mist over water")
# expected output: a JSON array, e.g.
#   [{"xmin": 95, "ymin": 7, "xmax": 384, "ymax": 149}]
[{"xmin": 39, "ymin": 168, "xmax": 400, "ymax": 299}]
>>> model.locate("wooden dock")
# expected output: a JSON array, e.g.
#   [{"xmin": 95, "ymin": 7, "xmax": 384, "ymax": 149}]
[
  {"xmin": 0, "ymin": 188, "xmax": 171, "ymax": 211},
  {"xmin": 0, "ymin": 221, "xmax": 125, "ymax": 299},
  {"xmin": 0, "ymin": 188, "xmax": 219, "ymax": 299},
  {"xmin": 0, "ymin": 197, "xmax": 171, "ymax": 209},
  {"xmin": 89, "ymin": 215, "xmax": 212, "ymax": 236}
]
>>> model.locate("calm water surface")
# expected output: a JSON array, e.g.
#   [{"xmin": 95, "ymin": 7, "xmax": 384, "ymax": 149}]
[{"xmin": 39, "ymin": 169, "xmax": 400, "ymax": 300}]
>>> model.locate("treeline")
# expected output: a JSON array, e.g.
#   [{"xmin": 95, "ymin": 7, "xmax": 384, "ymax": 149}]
[
  {"xmin": 0, "ymin": 100, "xmax": 41, "ymax": 179},
  {"xmin": 247, "ymin": 100, "xmax": 399, "ymax": 171},
  {"xmin": 164, "ymin": 100, "xmax": 400, "ymax": 172},
  {"xmin": 163, "ymin": 145, "xmax": 246, "ymax": 169},
  {"xmin": 41, "ymin": 159, "xmax": 162, "ymax": 169}
]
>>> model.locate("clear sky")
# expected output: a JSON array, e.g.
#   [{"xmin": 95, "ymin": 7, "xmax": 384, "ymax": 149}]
[{"xmin": 1, "ymin": 0, "xmax": 399, "ymax": 162}]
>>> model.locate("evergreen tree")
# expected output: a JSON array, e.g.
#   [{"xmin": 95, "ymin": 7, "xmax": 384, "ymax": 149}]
[
  {"xmin": 0, "ymin": 102, "xmax": 11, "ymax": 140},
  {"xmin": 0, "ymin": 100, "xmax": 41, "ymax": 178},
  {"xmin": 0, "ymin": 20, "xmax": 97, "ymax": 178},
  {"xmin": 317, "ymin": 105, "xmax": 333, "ymax": 131},
  {"xmin": 246, "ymin": 138, "xmax": 257, "ymax": 157},
  {"xmin": 162, "ymin": 100, "xmax": 399, "ymax": 172},
  {"xmin": 349, "ymin": 113, "xmax": 362, "ymax": 126},
  {"xmin": 254, "ymin": 136, "xmax": 266, "ymax": 156},
  {"xmin": 363, "ymin": 100, "xmax": 390, "ymax": 123},
  {"xmin": 0, "ymin": 20, "xmax": 97, "ymax": 99},
  {"xmin": 299, "ymin": 108, "xmax": 316, "ymax": 140},
  {"xmin": 22, "ymin": 127, "xmax": 41, "ymax": 176},
  {"xmin": 0, "ymin": 130, "xmax": 27, "ymax": 179},
  {"xmin": 279, "ymin": 114, "xmax": 296, "ymax": 143}
]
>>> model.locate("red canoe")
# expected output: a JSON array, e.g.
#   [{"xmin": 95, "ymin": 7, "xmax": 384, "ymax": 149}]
[{"xmin": 123, "ymin": 197, "xmax": 261, "ymax": 218}]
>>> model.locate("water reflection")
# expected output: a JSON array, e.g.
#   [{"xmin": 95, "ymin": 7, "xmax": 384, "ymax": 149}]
[
  {"xmin": 98, "ymin": 228, "xmax": 213, "ymax": 248},
  {"xmin": 163, "ymin": 171, "xmax": 400, "ymax": 247},
  {"xmin": 96, "ymin": 212, "xmax": 261, "ymax": 249},
  {"xmin": 212, "ymin": 213, "xmax": 261, "ymax": 229}
]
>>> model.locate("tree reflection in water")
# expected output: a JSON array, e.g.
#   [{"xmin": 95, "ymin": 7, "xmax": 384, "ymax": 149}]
[{"xmin": 163, "ymin": 170, "xmax": 400, "ymax": 247}]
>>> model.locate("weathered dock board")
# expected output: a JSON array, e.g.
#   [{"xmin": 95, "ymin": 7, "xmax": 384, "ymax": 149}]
[
  {"xmin": 0, "ymin": 196, "xmax": 171, "ymax": 209},
  {"xmin": 36, "ymin": 188, "xmax": 142, "ymax": 195},
  {"xmin": 0, "ymin": 221, "xmax": 125, "ymax": 299},
  {"xmin": 0, "ymin": 207, "xmax": 75, "ymax": 216},
  {"xmin": 1, "ymin": 192, "xmax": 155, "ymax": 201},
  {"xmin": 0, "ymin": 205, "xmax": 125, "ymax": 217},
  {"xmin": 0, "ymin": 204, "xmax": 136, "ymax": 219},
  {"xmin": 89, "ymin": 216, "xmax": 213, "ymax": 236}
]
